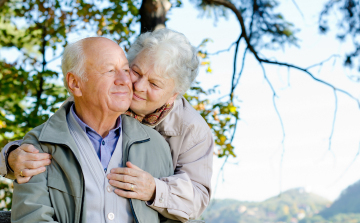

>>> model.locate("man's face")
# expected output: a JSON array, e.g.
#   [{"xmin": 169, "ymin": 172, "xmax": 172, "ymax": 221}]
[{"xmin": 77, "ymin": 38, "xmax": 132, "ymax": 116}]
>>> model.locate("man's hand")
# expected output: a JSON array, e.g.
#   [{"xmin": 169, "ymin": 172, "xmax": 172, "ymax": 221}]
[
  {"xmin": 8, "ymin": 144, "xmax": 52, "ymax": 184},
  {"xmin": 107, "ymin": 161, "xmax": 156, "ymax": 202}
]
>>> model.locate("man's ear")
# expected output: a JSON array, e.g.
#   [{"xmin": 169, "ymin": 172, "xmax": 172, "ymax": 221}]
[
  {"xmin": 166, "ymin": 92, "xmax": 179, "ymax": 105},
  {"xmin": 66, "ymin": 72, "xmax": 82, "ymax": 96}
]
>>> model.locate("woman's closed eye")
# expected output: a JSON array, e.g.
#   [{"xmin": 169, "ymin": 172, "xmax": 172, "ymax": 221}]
[{"xmin": 131, "ymin": 69, "xmax": 140, "ymax": 76}]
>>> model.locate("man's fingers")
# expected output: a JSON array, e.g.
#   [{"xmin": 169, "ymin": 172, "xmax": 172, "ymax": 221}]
[
  {"xmin": 126, "ymin": 161, "xmax": 142, "ymax": 171},
  {"xmin": 17, "ymin": 176, "xmax": 31, "ymax": 184},
  {"xmin": 20, "ymin": 144, "xmax": 39, "ymax": 153},
  {"xmin": 110, "ymin": 167, "xmax": 140, "ymax": 177}
]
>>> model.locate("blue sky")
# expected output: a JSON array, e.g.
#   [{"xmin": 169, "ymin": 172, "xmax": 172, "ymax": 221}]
[{"xmin": 166, "ymin": 0, "xmax": 360, "ymax": 201}]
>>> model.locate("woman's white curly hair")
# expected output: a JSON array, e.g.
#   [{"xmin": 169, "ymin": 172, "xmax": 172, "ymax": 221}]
[{"xmin": 127, "ymin": 28, "xmax": 199, "ymax": 96}]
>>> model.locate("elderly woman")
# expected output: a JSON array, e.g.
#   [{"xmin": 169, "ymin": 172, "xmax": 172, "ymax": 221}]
[{"xmin": 2, "ymin": 28, "xmax": 213, "ymax": 222}]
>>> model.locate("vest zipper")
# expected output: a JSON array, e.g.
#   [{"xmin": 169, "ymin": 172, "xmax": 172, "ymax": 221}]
[{"xmin": 125, "ymin": 138, "xmax": 150, "ymax": 223}]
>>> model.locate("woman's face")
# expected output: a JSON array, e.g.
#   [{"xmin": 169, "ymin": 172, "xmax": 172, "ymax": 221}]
[{"xmin": 129, "ymin": 51, "xmax": 178, "ymax": 116}]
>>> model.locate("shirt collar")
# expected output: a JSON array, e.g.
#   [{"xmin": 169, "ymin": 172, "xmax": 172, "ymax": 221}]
[{"xmin": 70, "ymin": 104, "xmax": 121, "ymax": 136}]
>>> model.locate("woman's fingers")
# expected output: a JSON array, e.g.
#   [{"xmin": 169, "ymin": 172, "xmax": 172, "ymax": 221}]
[
  {"xmin": 17, "ymin": 176, "xmax": 31, "ymax": 184},
  {"xmin": 108, "ymin": 180, "xmax": 135, "ymax": 191},
  {"xmin": 8, "ymin": 144, "xmax": 51, "ymax": 183},
  {"xmin": 126, "ymin": 161, "xmax": 142, "ymax": 171},
  {"xmin": 110, "ymin": 167, "xmax": 141, "ymax": 177},
  {"xmin": 107, "ymin": 168, "xmax": 156, "ymax": 201}
]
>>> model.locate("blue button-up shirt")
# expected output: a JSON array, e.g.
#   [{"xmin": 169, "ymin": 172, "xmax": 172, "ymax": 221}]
[{"xmin": 71, "ymin": 104, "xmax": 121, "ymax": 171}]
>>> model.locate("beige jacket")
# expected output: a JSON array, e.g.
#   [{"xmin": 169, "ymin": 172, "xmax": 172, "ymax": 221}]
[{"xmin": 150, "ymin": 96, "xmax": 214, "ymax": 222}]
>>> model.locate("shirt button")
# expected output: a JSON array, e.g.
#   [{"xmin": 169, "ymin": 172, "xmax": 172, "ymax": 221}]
[
  {"xmin": 107, "ymin": 185, "xmax": 113, "ymax": 192},
  {"xmin": 107, "ymin": 212, "xmax": 115, "ymax": 220},
  {"xmin": 159, "ymin": 197, "xmax": 164, "ymax": 203},
  {"xmin": 102, "ymin": 141, "xmax": 105, "ymax": 145}
]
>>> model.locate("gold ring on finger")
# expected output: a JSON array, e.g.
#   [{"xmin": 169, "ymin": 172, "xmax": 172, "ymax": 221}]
[
  {"xmin": 20, "ymin": 170, "xmax": 24, "ymax": 177},
  {"xmin": 130, "ymin": 184, "xmax": 135, "ymax": 191}
]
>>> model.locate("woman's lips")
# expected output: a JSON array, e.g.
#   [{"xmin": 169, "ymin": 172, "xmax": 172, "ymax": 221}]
[{"xmin": 133, "ymin": 93, "xmax": 146, "ymax": 101}]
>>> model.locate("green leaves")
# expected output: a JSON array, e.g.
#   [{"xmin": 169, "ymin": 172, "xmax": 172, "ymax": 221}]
[{"xmin": 184, "ymin": 83, "xmax": 240, "ymax": 158}]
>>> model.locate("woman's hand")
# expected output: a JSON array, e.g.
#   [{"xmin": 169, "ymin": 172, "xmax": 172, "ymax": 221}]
[
  {"xmin": 8, "ymin": 144, "xmax": 52, "ymax": 184},
  {"xmin": 107, "ymin": 161, "xmax": 156, "ymax": 202}
]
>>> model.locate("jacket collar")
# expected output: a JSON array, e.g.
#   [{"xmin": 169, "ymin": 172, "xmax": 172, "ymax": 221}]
[
  {"xmin": 120, "ymin": 114, "xmax": 150, "ymax": 148},
  {"xmin": 38, "ymin": 100, "xmax": 150, "ymax": 151},
  {"xmin": 38, "ymin": 101, "xmax": 75, "ymax": 146}
]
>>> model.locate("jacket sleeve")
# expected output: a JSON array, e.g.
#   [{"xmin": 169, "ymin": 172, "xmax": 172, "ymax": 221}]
[
  {"xmin": 11, "ymin": 135, "xmax": 57, "ymax": 223},
  {"xmin": 0, "ymin": 140, "xmax": 22, "ymax": 179},
  {"xmin": 147, "ymin": 129, "xmax": 214, "ymax": 222}
]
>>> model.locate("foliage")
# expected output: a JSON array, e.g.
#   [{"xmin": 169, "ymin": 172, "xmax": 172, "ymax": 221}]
[
  {"xmin": 0, "ymin": 0, "xmax": 140, "ymax": 148},
  {"xmin": 0, "ymin": 177, "xmax": 13, "ymax": 211},
  {"xmin": 301, "ymin": 213, "xmax": 360, "ymax": 223},
  {"xmin": 319, "ymin": 0, "xmax": 360, "ymax": 75}
]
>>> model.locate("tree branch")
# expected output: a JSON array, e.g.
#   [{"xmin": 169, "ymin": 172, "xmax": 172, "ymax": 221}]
[
  {"xmin": 291, "ymin": 0, "xmax": 305, "ymax": 19},
  {"xmin": 208, "ymin": 42, "xmax": 236, "ymax": 55},
  {"xmin": 328, "ymin": 90, "xmax": 338, "ymax": 151},
  {"xmin": 306, "ymin": 54, "xmax": 340, "ymax": 70},
  {"xmin": 208, "ymin": 0, "xmax": 360, "ymax": 109},
  {"xmin": 230, "ymin": 34, "xmax": 243, "ymax": 96},
  {"xmin": 259, "ymin": 62, "xmax": 286, "ymax": 195},
  {"xmin": 233, "ymin": 48, "xmax": 248, "ymax": 89}
]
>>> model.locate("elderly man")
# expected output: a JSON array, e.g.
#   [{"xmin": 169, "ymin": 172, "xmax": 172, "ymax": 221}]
[{"xmin": 10, "ymin": 37, "xmax": 173, "ymax": 223}]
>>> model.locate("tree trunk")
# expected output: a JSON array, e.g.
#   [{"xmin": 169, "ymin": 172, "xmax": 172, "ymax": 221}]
[
  {"xmin": 0, "ymin": 0, "xmax": 8, "ymax": 7},
  {"xmin": 139, "ymin": 0, "xmax": 171, "ymax": 33}
]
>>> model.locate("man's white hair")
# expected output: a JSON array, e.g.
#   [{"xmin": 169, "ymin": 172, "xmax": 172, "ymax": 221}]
[
  {"xmin": 61, "ymin": 40, "xmax": 87, "ymax": 94},
  {"xmin": 127, "ymin": 28, "xmax": 199, "ymax": 96}
]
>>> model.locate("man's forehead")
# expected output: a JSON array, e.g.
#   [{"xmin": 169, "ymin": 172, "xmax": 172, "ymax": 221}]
[{"xmin": 82, "ymin": 37, "xmax": 125, "ymax": 54}]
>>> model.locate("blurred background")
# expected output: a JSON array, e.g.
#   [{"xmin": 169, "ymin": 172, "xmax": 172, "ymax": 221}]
[{"xmin": 1, "ymin": 0, "xmax": 360, "ymax": 222}]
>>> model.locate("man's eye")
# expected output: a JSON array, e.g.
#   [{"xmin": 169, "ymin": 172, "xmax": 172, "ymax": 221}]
[
  {"xmin": 108, "ymin": 69, "xmax": 114, "ymax": 73},
  {"xmin": 151, "ymin": 83, "xmax": 158, "ymax": 87}
]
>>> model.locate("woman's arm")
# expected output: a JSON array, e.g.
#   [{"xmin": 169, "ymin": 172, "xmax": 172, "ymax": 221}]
[
  {"xmin": 0, "ymin": 141, "xmax": 51, "ymax": 182},
  {"xmin": 147, "ymin": 130, "xmax": 214, "ymax": 222}
]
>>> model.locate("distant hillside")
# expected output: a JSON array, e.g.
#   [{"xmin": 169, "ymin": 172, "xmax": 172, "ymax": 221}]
[
  {"xmin": 299, "ymin": 179, "xmax": 360, "ymax": 222},
  {"xmin": 202, "ymin": 188, "xmax": 331, "ymax": 223},
  {"xmin": 320, "ymin": 180, "xmax": 360, "ymax": 218}
]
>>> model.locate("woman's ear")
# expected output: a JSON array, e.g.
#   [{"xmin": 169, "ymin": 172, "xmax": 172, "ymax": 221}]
[
  {"xmin": 66, "ymin": 72, "xmax": 83, "ymax": 97},
  {"xmin": 166, "ymin": 92, "xmax": 179, "ymax": 105}
]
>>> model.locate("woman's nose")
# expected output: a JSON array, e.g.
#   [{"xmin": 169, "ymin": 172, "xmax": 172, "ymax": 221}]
[{"xmin": 133, "ymin": 76, "xmax": 146, "ymax": 92}]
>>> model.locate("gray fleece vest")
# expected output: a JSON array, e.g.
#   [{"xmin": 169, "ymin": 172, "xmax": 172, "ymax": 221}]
[{"xmin": 67, "ymin": 111, "xmax": 133, "ymax": 223}]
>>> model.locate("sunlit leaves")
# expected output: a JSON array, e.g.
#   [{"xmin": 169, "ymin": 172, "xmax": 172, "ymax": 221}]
[
  {"xmin": 0, "ymin": 177, "xmax": 13, "ymax": 211},
  {"xmin": 184, "ymin": 83, "xmax": 240, "ymax": 158}
]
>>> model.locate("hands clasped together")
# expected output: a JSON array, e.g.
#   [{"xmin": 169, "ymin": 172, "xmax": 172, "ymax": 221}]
[{"xmin": 10, "ymin": 144, "xmax": 157, "ymax": 202}]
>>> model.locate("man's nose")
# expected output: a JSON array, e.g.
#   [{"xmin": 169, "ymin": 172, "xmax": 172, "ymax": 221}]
[{"xmin": 114, "ymin": 70, "xmax": 131, "ymax": 86}]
